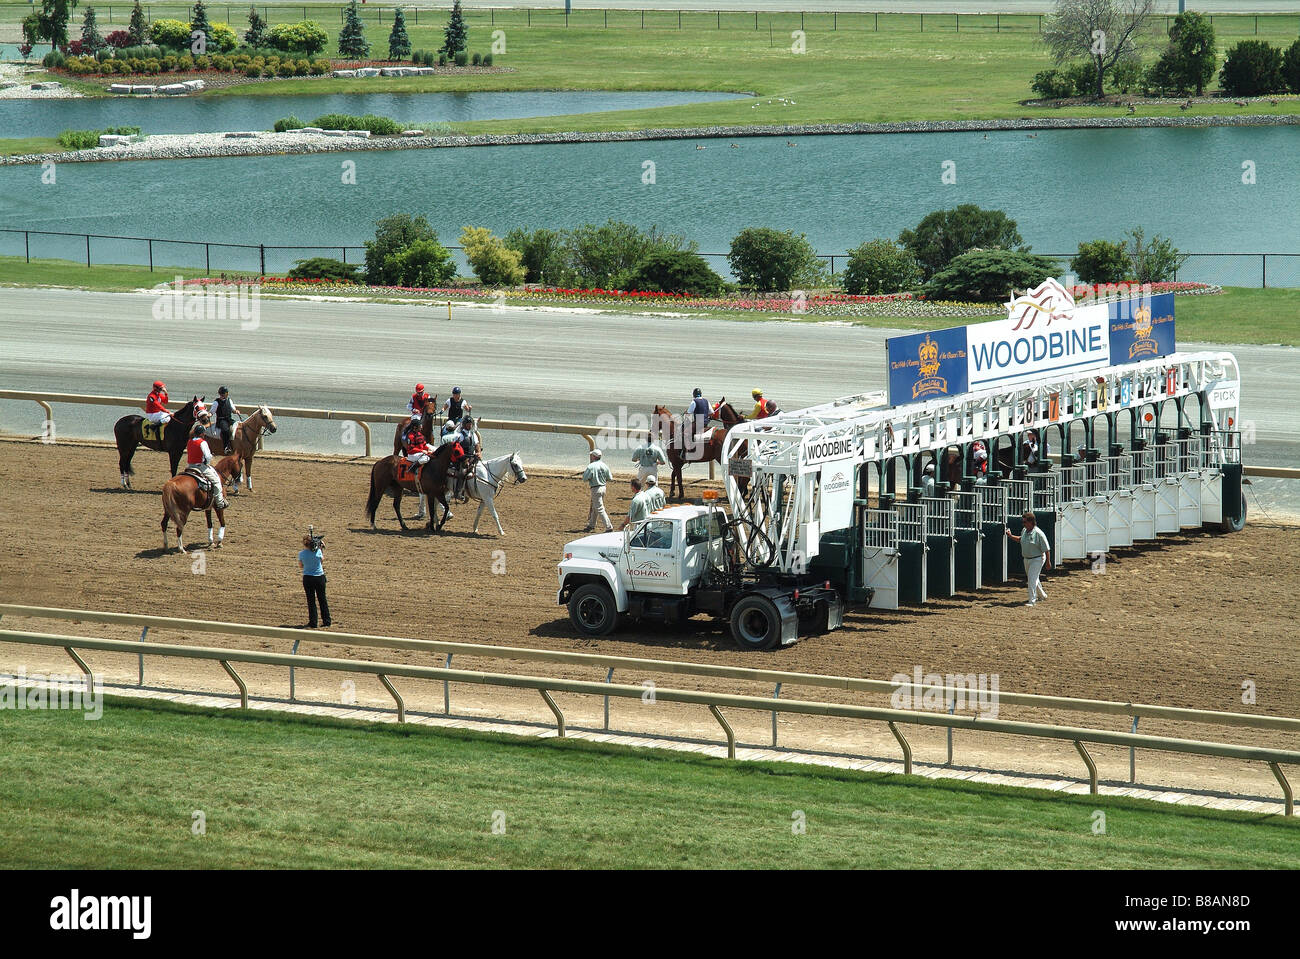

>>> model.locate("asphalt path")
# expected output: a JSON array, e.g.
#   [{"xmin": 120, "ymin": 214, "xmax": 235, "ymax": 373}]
[{"xmin": 1, "ymin": 287, "xmax": 1296, "ymax": 511}]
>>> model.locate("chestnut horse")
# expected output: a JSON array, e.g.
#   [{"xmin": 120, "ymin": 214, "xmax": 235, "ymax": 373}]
[
  {"xmin": 653, "ymin": 399, "xmax": 748, "ymax": 500},
  {"xmin": 160, "ymin": 455, "xmax": 240, "ymax": 553},
  {"xmin": 215, "ymin": 404, "xmax": 278, "ymax": 494},
  {"xmin": 365, "ymin": 443, "xmax": 455, "ymax": 532}
]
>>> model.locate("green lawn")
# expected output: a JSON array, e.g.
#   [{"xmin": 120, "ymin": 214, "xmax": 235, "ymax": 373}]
[
  {"xmin": 0, "ymin": 255, "xmax": 205, "ymax": 292},
  {"xmin": 0, "ymin": 696, "xmax": 1294, "ymax": 869},
  {"xmin": 3, "ymin": 8, "xmax": 1299, "ymax": 139},
  {"xmin": 0, "ymin": 136, "xmax": 64, "ymax": 157}
]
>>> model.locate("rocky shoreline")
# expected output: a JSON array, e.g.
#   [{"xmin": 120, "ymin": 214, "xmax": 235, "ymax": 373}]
[{"xmin": 3, "ymin": 113, "xmax": 1299, "ymax": 165}]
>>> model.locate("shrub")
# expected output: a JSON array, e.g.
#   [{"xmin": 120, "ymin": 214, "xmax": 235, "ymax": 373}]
[
  {"xmin": 1219, "ymin": 40, "xmax": 1284, "ymax": 97},
  {"xmin": 841, "ymin": 239, "xmax": 921, "ymax": 295},
  {"xmin": 899, "ymin": 205, "xmax": 1027, "ymax": 280},
  {"xmin": 454, "ymin": 51, "xmax": 468, "ymax": 67},
  {"xmin": 149, "ymin": 18, "xmax": 191, "ymax": 49},
  {"xmin": 276, "ymin": 59, "xmax": 295, "ymax": 77},
  {"xmin": 386, "ymin": 238, "xmax": 457, "ymax": 287},
  {"xmin": 482, "ymin": 53, "xmax": 492, "ymax": 67},
  {"xmin": 567, "ymin": 220, "xmax": 694, "ymax": 289},
  {"xmin": 66, "ymin": 40, "xmax": 87, "ymax": 57},
  {"xmin": 1109, "ymin": 56, "xmax": 1144, "ymax": 94},
  {"xmin": 309, "ymin": 60, "xmax": 327, "ymax": 75},
  {"xmin": 1283, "ymin": 38, "xmax": 1300, "ymax": 95},
  {"xmin": 460, "ymin": 226, "xmax": 526, "ymax": 287},
  {"xmin": 273, "ymin": 114, "xmax": 304, "ymax": 132},
  {"xmin": 163, "ymin": 54, "xmax": 179, "ymax": 71},
  {"xmin": 212, "ymin": 55, "xmax": 230, "ymax": 71},
  {"xmin": 1064, "ymin": 59, "xmax": 1099, "ymax": 97},
  {"xmin": 289, "ymin": 257, "xmax": 362, "ymax": 283},
  {"xmin": 1124, "ymin": 227, "xmax": 1187, "ymax": 284},
  {"xmin": 365, "ymin": 214, "xmax": 456, "ymax": 286},
  {"xmin": 727, "ymin": 227, "xmax": 826, "ymax": 292},
  {"xmin": 503, "ymin": 227, "xmax": 572, "ymax": 286},
  {"xmin": 267, "ymin": 20, "xmax": 328, "ymax": 55},
  {"xmin": 57, "ymin": 125, "xmax": 141, "ymax": 150},
  {"xmin": 43, "ymin": 50, "xmax": 67, "ymax": 69},
  {"xmin": 143, "ymin": 58, "xmax": 161, "ymax": 73},
  {"xmin": 1030, "ymin": 69, "xmax": 1073, "ymax": 99},
  {"xmin": 623, "ymin": 249, "xmax": 725, "ymax": 296},
  {"xmin": 438, "ymin": 53, "xmax": 447, "ymax": 66},
  {"xmin": 312, "ymin": 113, "xmax": 404, "ymax": 135},
  {"xmin": 471, "ymin": 52, "xmax": 481, "ymax": 66},
  {"xmin": 1071, "ymin": 240, "xmax": 1131, "ymax": 284},
  {"xmin": 243, "ymin": 64, "xmax": 260, "ymax": 77},
  {"xmin": 924, "ymin": 250, "xmax": 1062, "ymax": 302},
  {"xmin": 177, "ymin": 54, "xmax": 195, "ymax": 70},
  {"xmin": 208, "ymin": 21, "xmax": 238, "ymax": 52},
  {"xmin": 105, "ymin": 30, "xmax": 132, "ymax": 49}
]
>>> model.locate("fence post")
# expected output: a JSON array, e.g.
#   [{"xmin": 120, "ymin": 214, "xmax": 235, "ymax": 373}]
[
  {"xmin": 1262, "ymin": 254, "xmax": 1267, "ymax": 289},
  {"xmin": 148, "ymin": 238, "xmax": 153, "ymax": 272},
  {"xmin": 86, "ymin": 234, "xmax": 91, "ymax": 267},
  {"xmin": 24, "ymin": 231, "xmax": 29, "ymax": 264},
  {"xmin": 259, "ymin": 243, "xmax": 265, "ymax": 275},
  {"xmin": 205, "ymin": 243, "xmax": 210, "ymax": 274}
]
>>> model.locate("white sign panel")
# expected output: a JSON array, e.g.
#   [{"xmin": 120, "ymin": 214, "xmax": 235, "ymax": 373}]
[
  {"xmin": 818, "ymin": 458, "xmax": 855, "ymax": 533},
  {"xmin": 801, "ymin": 434, "xmax": 857, "ymax": 470}
]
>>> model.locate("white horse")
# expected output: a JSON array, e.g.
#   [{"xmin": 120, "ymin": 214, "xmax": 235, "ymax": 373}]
[{"xmin": 452, "ymin": 451, "xmax": 528, "ymax": 536}]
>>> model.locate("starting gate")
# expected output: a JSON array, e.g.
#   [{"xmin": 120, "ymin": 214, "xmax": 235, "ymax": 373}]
[
  {"xmin": 1004, "ymin": 478, "xmax": 1031, "ymax": 574},
  {"xmin": 923, "ymin": 496, "xmax": 956, "ymax": 598},
  {"xmin": 1153, "ymin": 437, "xmax": 1180, "ymax": 534},
  {"xmin": 1176, "ymin": 431, "xmax": 1204, "ymax": 528},
  {"xmin": 1082, "ymin": 453, "xmax": 1110, "ymax": 557},
  {"xmin": 1130, "ymin": 444, "xmax": 1157, "ymax": 541},
  {"xmin": 1105, "ymin": 451, "xmax": 1134, "ymax": 548},
  {"xmin": 1056, "ymin": 461, "xmax": 1087, "ymax": 563},
  {"xmin": 897, "ymin": 501, "xmax": 927, "ymax": 605},
  {"xmin": 861, "ymin": 508, "xmax": 900, "ymax": 610},
  {"xmin": 953, "ymin": 491, "xmax": 982, "ymax": 591},
  {"xmin": 977, "ymin": 484, "xmax": 1007, "ymax": 583},
  {"xmin": 1198, "ymin": 428, "xmax": 1232, "ymax": 525}
]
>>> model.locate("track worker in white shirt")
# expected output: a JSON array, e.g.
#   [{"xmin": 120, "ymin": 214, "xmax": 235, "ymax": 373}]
[{"xmin": 1007, "ymin": 511, "xmax": 1051, "ymax": 606}]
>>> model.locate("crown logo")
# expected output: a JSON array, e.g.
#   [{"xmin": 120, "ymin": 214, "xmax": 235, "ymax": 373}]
[
  {"xmin": 1133, "ymin": 305, "xmax": 1152, "ymax": 339},
  {"xmin": 918, "ymin": 334, "xmax": 940, "ymax": 378}
]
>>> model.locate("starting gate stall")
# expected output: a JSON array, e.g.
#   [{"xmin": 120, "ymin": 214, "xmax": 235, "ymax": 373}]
[
  {"xmin": 1004, "ymin": 477, "xmax": 1032, "ymax": 575},
  {"xmin": 1081, "ymin": 450, "xmax": 1110, "ymax": 557},
  {"xmin": 1197, "ymin": 426, "xmax": 1234, "ymax": 527},
  {"xmin": 923, "ymin": 495, "xmax": 957, "ymax": 597},
  {"xmin": 953, "ymin": 490, "xmax": 982, "ymax": 591},
  {"xmin": 1054, "ymin": 459, "xmax": 1087, "ymax": 562},
  {"xmin": 897, "ymin": 500, "xmax": 927, "ymax": 604},
  {"xmin": 860, "ymin": 507, "xmax": 900, "ymax": 610},
  {"xmin": 1175, "ymin": 428, "xmax": 1204, "ymax": 528},
  {"xmin": 1153, "ymin": 434, "xmax": 1181, "ymax": 534},
  {"xmin": 977, "ymin": 483, "xmax": 1008, "ymax": 582},
  {"xmin": 1210, "ymin": 429, "xmax": 1245, "ymax": 529},
  {"xmin": 1129, "ymin": 442, "xmax": 1158, "ymax": 540},
  {"xmin": 1105, "ymin": 446, "xmax": 1134, "ymax": 548}
]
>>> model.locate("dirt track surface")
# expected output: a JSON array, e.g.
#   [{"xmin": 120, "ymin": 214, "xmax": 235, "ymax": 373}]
[{"xmin": 1, "ymin": 439, "xmax": 1297, "ymax": 797}]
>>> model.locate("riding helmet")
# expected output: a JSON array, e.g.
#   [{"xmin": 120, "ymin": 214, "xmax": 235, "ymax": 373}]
[
  {"xmin": 416, "ymin": 383, "xmax": 425, "ymax": 392},
  {"xmin": 154, "ymin": 380, "xmax": 165, "ymax": 389},
  {"xmin": 218, "ymin": 386, "xmax": 229, "ymax": 395}
]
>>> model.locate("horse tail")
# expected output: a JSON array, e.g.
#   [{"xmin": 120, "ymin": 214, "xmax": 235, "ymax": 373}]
[
  {"xmin": 161, "ymin": 480, "xmax": 180, "ymax": 530},
  {"xmin": 114, "ymin": 416, "xmax": 138, "ymax": 475},
  {"xmin": 365, "ymin": 462, "xmax": 383, "ymax": 525}
]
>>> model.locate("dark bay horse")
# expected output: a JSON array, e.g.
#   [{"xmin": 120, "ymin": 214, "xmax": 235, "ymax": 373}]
[
  {"xmin": 365, "ymin": 443, "xmax": 455, "ymax": 532},
  {"xmin": 115, "ymin": 396, "xmax": 203, "ymax": 488},
  {"xmin": 653, "ymin": 399, "xmax": 748, "ymax": 500},
  {"xmin": 392, "ymin": 394, "xmax": 439, "ymax": 456},
  {"xmin": 160, "ymin": 454, "xmax": 239, "ymax": 553}
]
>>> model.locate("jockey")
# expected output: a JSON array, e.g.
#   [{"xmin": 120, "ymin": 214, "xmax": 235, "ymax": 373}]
[
  {"xmin": 971, "ymin": 440, "xmax": 989, "ymax": 476},
  {"xmin": 684, "ymin": 388, "xmax": 710, "ymax": 434},
  {"xmin": 408, "ymin": 383, "xmax": 431, "ymax": 415},
  {"xmin": 750, "ymin": 388, "xmax": 778, "ymax": 420},
  {"xmin": 144, "ymin": 381, "xmax": 171, "ymax": 425},
  {"xmin": 186, "ymin": 423, "xmax": 228, "ymax": 509},
  {"xmin": 448, "ymin": 415, "xmax": 479, "ymax": 500},
  {"xmin": 404, "ymin": 425, "xmax": 432, "ymax": 468},
  {"xmin": 214, "ymin": 386, "xmax": 240, "ymax": 455},
  {"xmin": 441, "ymin": 387, "xmax": 471, "ymax": 424},
  {"xmin": 402, "ymin": 416, "xmax": 425, "ymax": 454}
]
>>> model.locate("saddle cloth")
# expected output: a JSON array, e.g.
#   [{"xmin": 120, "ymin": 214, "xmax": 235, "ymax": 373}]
[
  {"xmin": 142, "ymin": 421, "xmax": 166, "ymax": 443},
  {"xmin": 182, "ymin": 466, "xmax": 215, "ymax": 495},
  {"xmin": 396, "ymin": 460, "xmax": 422, "ymax": 484}
]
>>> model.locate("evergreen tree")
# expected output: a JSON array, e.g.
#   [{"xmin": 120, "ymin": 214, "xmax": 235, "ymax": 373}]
[
  {"xmin": 243, "ymin": 5, "xmax": 267, "ymax": 48},
  {"xmin": 80, "ymin": 4, "xmax": 103, "ymax": 52},
  {"xmin": 388, "ymin": 8, "xmax": 411, "ymax": 61},
  {"xmin": 189, "ymin": 0, "xmax": 210, "ymax": 45},
  {"xmin": 440, "ymin": 0, "xmax": 467, "ymax": 56},
  {"xmin": 127, "ymin": 0, "xmax": 147, "ymax": 46},
  {"xmin": 338, "ymin": 0, "xmax": 370, "ymax": 58}
]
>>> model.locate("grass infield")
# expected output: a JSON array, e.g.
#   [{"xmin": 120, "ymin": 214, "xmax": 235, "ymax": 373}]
[{"xmin": 0, "ymin": 695, "xmax": 1296, "ymax": 869}]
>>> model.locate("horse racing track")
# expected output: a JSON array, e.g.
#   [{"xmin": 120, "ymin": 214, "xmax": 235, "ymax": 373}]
[{"xmin": 1, "ymin": 439, "xmax": 1297, "ymax": 798}]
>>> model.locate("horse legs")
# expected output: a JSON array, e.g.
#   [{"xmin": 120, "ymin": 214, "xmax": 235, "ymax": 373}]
[
  {"xmin": 477, "ymin": 493, "xmax": 506, "ymax": 537},
  {"xmin": 161, "ymin": 511, "xmax": 169, "ymax": 550},
  {"xmin": 244, "ymin": 455, "xmax": 254, "ymax": 491},
  {"xmin": 394, "ymin": 489, "xmax": 408, "ymax": 530},
  {"xmin": 211, "ymin": 507, "xmax": 225, "ymax": 547}
]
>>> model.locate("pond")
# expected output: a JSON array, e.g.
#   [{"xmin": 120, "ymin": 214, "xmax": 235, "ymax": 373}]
[
  {"xmin": 1, "ymin": 124, "xmax": 1297, "ymax": 286},
  {"xmin": 0, "ymin": 89, "xmax": 749, "ymax": 136}
]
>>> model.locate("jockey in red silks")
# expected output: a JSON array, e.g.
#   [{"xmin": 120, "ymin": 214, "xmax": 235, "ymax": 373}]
[
  {"xmin": 448, "ymin": 415, "xmax": 479, "ymax": 500},
  {"xmin": 405, "ymin": 427, "xmax": 432, "ymax": 467},
  {"xmin": 408, "ymin": 383, "xmax": 431, "ymax": 415},
  {"xmin": 145, "ymin": 381, "xmax": 171, "ymax": 425},
  {"xmin": 186, "ymin": 423, "xmax": 228, "ymax": 508}
]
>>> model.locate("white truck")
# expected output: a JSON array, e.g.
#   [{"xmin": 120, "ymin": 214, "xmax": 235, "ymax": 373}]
[{"xmin": 556, "ymin": 500, "xmax": 849, "ymax": 650}]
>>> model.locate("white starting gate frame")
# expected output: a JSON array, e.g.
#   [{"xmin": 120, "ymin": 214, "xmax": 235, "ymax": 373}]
[
  {"xmin": 1056, "ymin": 463, "xmax": 1087, "ymax": 563},
  {"xmin": 861, "ymin": 507, "xmax": 900, "ymax": 610},
  {"xmin": 1130, "ymin": 446, "xmax": 1157, "ymax": 541},
  {"xmin": 1082, "ymin": 456, "xmax": 1110, "ymax": 557},
  {"xmin": 954, "ymin": 490, "xmax": 983, "ymax": 591},
  {"xmin": 923, "ymin": 495, "xmax": 956, "ymax": 598},
  {"xmin": 977, "ymin": 484, "xmax": 1007, "ymax": 582},
  {"xmin": 1105, "ymin": 452, "xmax": 1134, "ymax": 548},
  {"xmin": 1176, "ymin": 433, "xmax": 1204, "ymax": 528},
  {"xmin": 1153, "ymin": 440, "xmax": 1181, "ymax": 534}
]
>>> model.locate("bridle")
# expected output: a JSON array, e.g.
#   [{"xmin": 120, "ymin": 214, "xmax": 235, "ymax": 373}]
[{"xmin": 479, "ymin": 455, "xmax": 524, "ymax": 496}]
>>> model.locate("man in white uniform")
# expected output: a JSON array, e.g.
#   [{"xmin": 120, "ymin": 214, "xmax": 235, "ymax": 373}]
[{"xmin": 1007, "ymin": 511, "xmax": 1051, "ymax": 606}]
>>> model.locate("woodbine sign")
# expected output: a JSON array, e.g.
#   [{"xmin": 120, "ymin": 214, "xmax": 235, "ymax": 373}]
[{"xmin": 886, "ymin": 280, "xmax": 1177, "ymax": 405}]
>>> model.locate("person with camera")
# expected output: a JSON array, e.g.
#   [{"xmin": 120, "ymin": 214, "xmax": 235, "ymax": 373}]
[{"xmin": 297, "ymin": 531, "xmax": 331, "ymax": 628}]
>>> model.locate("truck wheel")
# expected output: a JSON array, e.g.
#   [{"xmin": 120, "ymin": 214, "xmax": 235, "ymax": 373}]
[
  {"xmin": 729, "ymin": 594, "xmax": 781, "ymax": 651},
  {"xmin": 1219, "ymin": 493, "xmax": 1247, "ymax": 533},
  {"xmin": 568, "ymin": 583, "xmax": 618, "ymax": 637}
]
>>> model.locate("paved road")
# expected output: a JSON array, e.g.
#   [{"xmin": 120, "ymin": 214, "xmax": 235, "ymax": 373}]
[
  {"xmin": 226, "ymin": 2, "xmax": 1300, "ymax": 12},
  {"xmin": 2, "ymin": 287, "xmax": 1297, "ymax": 509}
]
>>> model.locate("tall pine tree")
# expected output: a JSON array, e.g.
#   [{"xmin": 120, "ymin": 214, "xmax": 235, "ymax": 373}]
[
  {"xmin": 388, "ymin": 9, "xmax": 411, "ymax": 61},
  {"xmin": 440, "ymin": 0, "xmax": 467, "ymax": 56},
  {"xmin": 127, "ymin": 0, "xmax": 147, "ymax": 46},
  {"xmin": 338, "ymin": 0, "xmax": 370, "ymax": 58},
  {"xmin": 243, "ymin": 5, "xmax": 266, "ymax": 48},
  {"xmin": 80, "ymin": 5, "xmax": 103, "ymax": 53},
  {"xmin": 189, "ymin": 0, "xmax": 210, "ymax": 48}
]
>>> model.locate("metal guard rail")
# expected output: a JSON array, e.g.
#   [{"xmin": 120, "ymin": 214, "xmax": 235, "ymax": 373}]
[{"xmin": 0, "ymin": 627, "xmax": 1294, "ymax": 814}]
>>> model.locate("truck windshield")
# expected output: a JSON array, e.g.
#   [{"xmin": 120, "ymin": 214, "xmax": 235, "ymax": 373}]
[{"xmin": 630, "ymin": 520, "xmax": 674, "ymax": 550}]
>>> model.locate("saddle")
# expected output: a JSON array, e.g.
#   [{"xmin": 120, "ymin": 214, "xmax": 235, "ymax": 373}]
[
  {"xmin": 142, "ymin": 421, "xmax": 166, "ymax": 443},
  {"xmin": 182, "ymin": 467, "xmax": 216, "ymax": 495},
  {"xmin": 395, "ymin": 459, "xmax": 422, "ymax": 484}
]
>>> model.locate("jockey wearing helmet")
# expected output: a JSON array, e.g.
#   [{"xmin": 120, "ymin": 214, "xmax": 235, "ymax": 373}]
[
  {"xmin": 404, "ymin": 422, "xmax": 432, "ymax": 468},
  {"xmin": 971, "ymin": 440, "xmax": 989, "ymax": 476},
  {"xmin": 144, "ymin": 381, "xmax": 171, "ymax": 425},
  {"xmin": 408, "ymin": 383, "xmax": 431, "ymax": 416},
  {"xmin": 186, "ymin": 423, "xmax": 228, "ymax": 509},
  {"xmin": 442, "ymin": 387, "xmax": 471, "ymax": 424},
  {"xmin": 448, "ymin": 414, "xmax": 479, "ymax": 501},
  {"xmin": 750, "ymin": 388, "xmax": 779, "ymax": 420}
]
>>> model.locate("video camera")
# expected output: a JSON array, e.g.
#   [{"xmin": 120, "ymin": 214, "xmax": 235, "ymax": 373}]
[{"xmin": 307, "ymin": 525, "xmax": 325, "ymax": 551}]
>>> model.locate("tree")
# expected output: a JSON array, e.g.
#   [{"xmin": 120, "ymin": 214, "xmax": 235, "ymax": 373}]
[
  {"xmin": 80, "ymin": 5, "xmax": 102, "ymax": 53},
  {"xmin": 460, "ymin": 226, "xmax": 526, "ymax": 287},
  {"xmin": 244, "ymin": 5, "xmax": 267, "ymax": 48},
  {"xmin": 503, "ymin": 227, "xmax": 572, "ymax": 286},
  {"xmin": 1284, "ymin": 38, "xmax": 1300, "ymax": 95},
  {"xmin": 339, "ymin": 0, "xmax": 370, "ymax": 59},
  {"xmin": 386, "ymin": 239, "xmax": 457, "ymax": 287},
  {"xmin": 32, "ymin": 0, "xmax": 80, "ymax": 51},
  {"xmin": 1219, "ymin": 40, "xmax": 1284, "ymax": 97},
  {"xmin": 840, "ymin": 239, "xmax": 920, "ymax": 295},
  {"xmin": 623, "ymin": 249, "xmax": 725, "ymax": 296},
  {"xmin": 1070, "ymin": 239, "xmax": 1130, "ymax": 284},
  {"xmin": 1124, "ymin": 227, "xmax": 1186, "ymax": 284},
  {"xmin": 567, "ymin": 220, "xmax": 693, "ymax": 288},
  {"xmin": 898, "ymin": 205, "xmax": 1026, "ymax": 281},
  {"xmin": 388, "ymin": 8, "xmax": 411, "ymax": 61},
  {"xmin": 441, "ymin": 0, "xmax": 468, "ymax": 56},
  {"xmin": 1168, "ymin": 11, "xmax": 1216, "ymax": 97},
  {"xmin": 190, "ymin": 0, "xmax": 210, "ymax": 47},
  {"xmin": 924, "ymin": 250, "xmax": 1062, "ymax": 302},
  {"xmin": 727, "ymin": 227, "xmax": 825, "ymax": 292},
  {"xmin": 127, "ymin": 0, "xmax": 146, "ymax": 44},
  {"xmin": 1042, "ymin": 0, "xmax": 1158, "ymax": 99},
  {"xmin": 365, "ymin": 214, "xmax": 450, "ymax": 286},
  {"xmin": 288, "ymin": 257, "xmax": 363, "ymax": 283}
]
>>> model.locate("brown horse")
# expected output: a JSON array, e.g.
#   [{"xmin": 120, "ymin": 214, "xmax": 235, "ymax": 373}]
[
  {"xmin": 160, "ymin": 455, "xmax": 240, "ymax": 553},
  {"xmin": 208, "ymin": 404, "xmax": 278, "ymax": 494},
  {"xmin": 653, "ymin": 399, "xmax": 748, "ymax": 500},
  {"xmin": 392, "ymin": 394, "xmax": 438, "ymax": 456},
  {"xmin": 365, "ymin": 443, "xmax": 455, "ymax": 532}
]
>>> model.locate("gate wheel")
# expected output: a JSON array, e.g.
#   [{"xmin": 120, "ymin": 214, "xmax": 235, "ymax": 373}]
[
  {"xmin": 729, "ymin": 594, "xmax": 781, "ymax": 651},
  {"xmin": 1219, "ymin": 493, "xmax": 1247, "ymax": 533}
]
